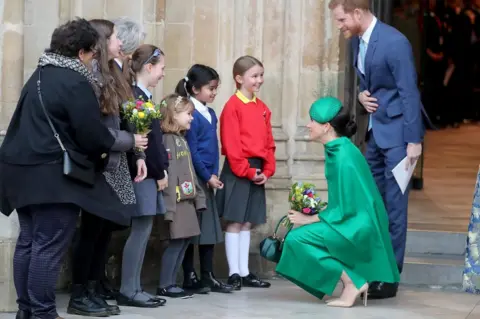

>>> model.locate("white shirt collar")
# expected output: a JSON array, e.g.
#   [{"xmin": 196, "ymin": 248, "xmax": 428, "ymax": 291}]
[
  {"xmin": 360, "ymin": 16, "xmax": 377, "ymax": 44},
  {"xmin": 114, "ymin": 58, "xmax": 123, "ymax": 68},
  {"xmin": 136, "ymin": 82, "xmax": 152, "ymax": 99},
  {"xmin": 190, "ymin": 97, "xmax": 209, "ymax": 113},
  {"xmin": 190, "ymin": 97, "xmax": 212, "ymax": 123}
]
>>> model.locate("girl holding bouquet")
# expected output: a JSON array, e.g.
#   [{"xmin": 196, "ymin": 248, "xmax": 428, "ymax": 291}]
[
  {"xmin": 116, "ymin": 44, "xmax": 168, "ymax": 308},
  {"xmin": 216, "ymin": 56, "xmax": 276, "ymax": 290},
  {"xmin": 276, "ymin": 97, "xmax": 400, "ymax": 308}
]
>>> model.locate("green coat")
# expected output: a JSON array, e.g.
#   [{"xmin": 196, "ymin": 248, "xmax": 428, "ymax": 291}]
[{"xmin": 276, "ymin": 137, "xmax": 400, "ymax": 298}]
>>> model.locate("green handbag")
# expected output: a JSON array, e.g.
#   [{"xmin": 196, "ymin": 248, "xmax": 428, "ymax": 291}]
[{"xmin": 259, "ymin": 215, "xmax": 293, "ymax": 263}]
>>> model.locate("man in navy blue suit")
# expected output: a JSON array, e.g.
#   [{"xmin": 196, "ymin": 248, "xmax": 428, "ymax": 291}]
[{"xmin": 329, "ymin": 0, "xmax": 425, "ymax": 299}]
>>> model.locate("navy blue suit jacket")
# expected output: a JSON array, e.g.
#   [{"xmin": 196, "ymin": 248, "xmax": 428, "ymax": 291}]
[{"xmin": 352, "ymin": 21, "xmax": 425, "ymax": 149}]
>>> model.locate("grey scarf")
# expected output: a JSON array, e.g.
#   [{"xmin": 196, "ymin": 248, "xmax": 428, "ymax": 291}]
[{"xmin": 38, "ymin": 52, "xmax": 101, "ymax": 98}]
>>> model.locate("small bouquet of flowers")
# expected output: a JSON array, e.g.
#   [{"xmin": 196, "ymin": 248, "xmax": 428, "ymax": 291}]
[
  {"xmin": 121, "ymin": 98, "xmax": 163, "ymax": 135},
  {"xmin": 283, "ymin": 182, "xmax": 327, "ymax": 227}
]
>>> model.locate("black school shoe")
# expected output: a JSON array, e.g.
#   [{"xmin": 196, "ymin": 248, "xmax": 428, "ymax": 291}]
[
  {"xmin": 242, "ymin": 273, "xmax": 271, "ymax": 288},
  {"xmin": 201, "ymin": 272, "xmax": 234, "ymax": 293},
  {"xmin": 116, "ymin": 292, "xmax": 166, "ymax": 308},
  {"xmin": 157, "ymin": 285, "xmax": 193, "ymax": 299},
  {"xmin": 86, "ymin": 281, "xmax": 121, "ymax": 315},
  {"xmin": 182, "ymin": 271, "xmax": 211, "ymax": 294},
  {"xmin": 227, "ymin": 273, "xmax": 242, "ymax": 291},
  {"xmin": 96, "ymin": 277, "xmax": 119, "ymax": 300}
]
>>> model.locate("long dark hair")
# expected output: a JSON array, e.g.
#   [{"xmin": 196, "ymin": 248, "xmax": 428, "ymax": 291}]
[{"xmin": 89, "ymin": 19, "xmax": 132, "ymax": 114}]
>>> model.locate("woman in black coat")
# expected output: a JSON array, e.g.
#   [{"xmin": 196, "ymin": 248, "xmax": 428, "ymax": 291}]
[{"xmin": 0, "ymin": 18, "xmax": 127, "ymax": 319}]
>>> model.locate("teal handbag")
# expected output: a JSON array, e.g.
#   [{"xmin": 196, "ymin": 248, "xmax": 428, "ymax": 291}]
[{"xmin": 259, "ymin": 215, "xmax": 293, "ymax": 263}]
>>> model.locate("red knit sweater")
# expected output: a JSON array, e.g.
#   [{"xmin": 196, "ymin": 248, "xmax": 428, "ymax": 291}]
[{"xmin": 219, "ymin": 92, "xmax": 276, "ymax": 180}]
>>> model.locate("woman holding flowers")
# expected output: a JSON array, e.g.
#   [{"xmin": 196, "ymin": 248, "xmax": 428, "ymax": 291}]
[
  {"xmin": 276, "ymin": 96, "xmax": 399, "ymax": 308},
  {"xmin": 68, "ymin": 19, "xmax": 148, "ymax": 317}
]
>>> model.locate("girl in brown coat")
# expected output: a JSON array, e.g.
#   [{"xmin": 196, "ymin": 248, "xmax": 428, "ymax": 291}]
[{"xmin": 156, "ymin": 94, "xmax": 207, "ymax": 299}]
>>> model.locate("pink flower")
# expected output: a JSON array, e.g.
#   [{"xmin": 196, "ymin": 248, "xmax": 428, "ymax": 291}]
[
  {"xmin": 136, "ymin": 101, "xmax": 143, "ymax": 107},
  {"xmin": 308, "ymin": 193, "xmax": 313, "ymax": 198},
  {"xmin": 302, "ymin": 208, "xmax": 311, "ymax": 214}
]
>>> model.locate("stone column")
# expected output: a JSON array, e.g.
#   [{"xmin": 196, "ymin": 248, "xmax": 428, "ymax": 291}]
[{"xmin": 0, "ymin": 0, "xmax": 24, "ymax": 312}]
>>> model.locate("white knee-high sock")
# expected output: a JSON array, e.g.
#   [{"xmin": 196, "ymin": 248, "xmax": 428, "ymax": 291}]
[
  {"xmin": 239, "ymin": 230, "xmax": 251, "ymax": 277},
  {"xmin": 225, "ymin": 232, "xmax": 240, "ymax": 276}
]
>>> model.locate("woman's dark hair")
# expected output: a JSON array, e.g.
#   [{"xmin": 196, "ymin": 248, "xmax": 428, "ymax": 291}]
[
  {"xmin": 48, "ymin": 18, "xmax": 98, "ymax": 58},
  {"xmin": 329, "ymin": 106, "xmax": 357, "ymax": 138},
  {"xmin": 128, "ymin": 44, "xmax": 164, "ymax": 85},
  {"xmin": 175, "ymin": 64, "xmax": 220, "ymax": 97},
  {"xmin": 89, "ymin": 19, "xmax": 133, "ymax": 114}
]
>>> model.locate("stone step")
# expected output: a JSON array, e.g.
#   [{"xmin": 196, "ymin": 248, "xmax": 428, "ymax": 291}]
[
  {"xmin": 401, "ymin": 253, "xmax": 464, "ymax": 287},
  {"xmin": 406, "ymin": 229, "xmax": 467, "ymax": 256}
]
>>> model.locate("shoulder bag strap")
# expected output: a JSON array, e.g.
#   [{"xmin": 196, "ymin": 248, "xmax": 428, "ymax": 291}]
[
  {"xmin": 37, "ymin": 67, "xmax": 66, "ymax": 152},
  {"xmin": 273, "ymin": 215, "xmax": 293, "ymax": 240}
]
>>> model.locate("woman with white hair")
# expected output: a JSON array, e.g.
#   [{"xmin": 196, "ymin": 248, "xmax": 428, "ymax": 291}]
[{"xmin": 113, "ymin": 16, "xmax": 146, "ymax": 71}]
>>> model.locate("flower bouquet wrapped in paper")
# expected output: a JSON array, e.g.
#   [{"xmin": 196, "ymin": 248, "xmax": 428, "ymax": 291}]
[
  {"xmin": 283, "ymin": 182, "xmax": 327, "ymax": 227},
  {"xmin": 121, "ymin": 98, "xmax": 163, "ymax": 135}
]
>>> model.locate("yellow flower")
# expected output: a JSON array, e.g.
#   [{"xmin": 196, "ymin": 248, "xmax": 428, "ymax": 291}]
[
  {"xmin": 138, "ymin": 112, "xmax": 145, "ymax": 119},
  {"xmin": 145, "ymin": 102, "xmax": 155, "ymax": 109}
]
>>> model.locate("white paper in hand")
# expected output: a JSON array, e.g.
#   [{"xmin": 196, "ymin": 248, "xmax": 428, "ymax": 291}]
[{"xmin": 392, "ymin": 156, "xmax": 418, "ymax": 194}]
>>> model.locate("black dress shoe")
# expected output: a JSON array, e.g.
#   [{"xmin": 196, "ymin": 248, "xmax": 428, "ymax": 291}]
[
  {"xmin": 96, "ymin": 277, "xmax": 118, "ymax": 300},
  {"xmin": 116, "ymin": 292, "xmax": 165, "ymax": 308},
  {"xmin": 201, "ymin": 272, "xmax": 234, "ymax": 293},
  {"xmin": 87, "ymin": 281, "xmax": 121, "ymax": 315},
  {"xmin": 227, "ymin": 273, "xmax": 242, "ymax": 291},
  {"xmin": 242, "ymin": 273, "xmax": 271, "ymax": 288},
  {"xmin": 157, "ymin": 285, "xmax": 193, "ymax": 299},
  {"xmin": 16, "ymin": 310, "xmax": 31, "ymax": 319},
  {"xmin": 183, "ymin": 271, "xmax": 211, "ymax": 294},
  {"xmin": 367, "ymin": 281, "xmax": 398, "ymax": 299},
  {"xmin": 67, "ymin": 284, "xmax": 110, "ymax": 317}
]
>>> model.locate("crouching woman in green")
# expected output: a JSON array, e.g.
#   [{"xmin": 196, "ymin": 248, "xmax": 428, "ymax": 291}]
[{"xmin": 276, "ymin": 97, "xmax": 400, "ymax": 308}]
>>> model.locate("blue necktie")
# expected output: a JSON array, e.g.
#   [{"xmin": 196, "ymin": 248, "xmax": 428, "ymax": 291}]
[{"xmin": 360, "ymin": 39, "xmax": 373, "ymax": 131}]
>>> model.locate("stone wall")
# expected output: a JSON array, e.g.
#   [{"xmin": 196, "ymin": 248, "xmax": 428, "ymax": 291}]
[{"xmin": 0, "ymin": 0, "xmax": 343, "ymax": 311}]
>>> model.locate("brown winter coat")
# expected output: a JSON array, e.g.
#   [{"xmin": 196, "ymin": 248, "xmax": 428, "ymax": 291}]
[{"xmin": 157, "ymin": 133, "xmax": 206, "ymax": 240}]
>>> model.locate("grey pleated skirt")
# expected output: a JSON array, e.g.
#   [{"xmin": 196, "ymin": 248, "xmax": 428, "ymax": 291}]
[
  {"xmin": 132, "ymin": 178, "xmax": 166, "ymax": 217},
  {"xmin": 191, "ymin": 177, "xmax": 224, "ymax": 245},
  {"xmin": 215, "ymin": 158, "xmax": 266, "ymax": 225}
]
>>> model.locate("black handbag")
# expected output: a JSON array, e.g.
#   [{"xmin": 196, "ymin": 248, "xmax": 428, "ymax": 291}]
[
  {"xmin": 259, "ymin": 215, "xmax": 293, "ymax": 263},
  {"xmin": 37, "ymin": 67, "xmax": 96, "ymax": 186}
]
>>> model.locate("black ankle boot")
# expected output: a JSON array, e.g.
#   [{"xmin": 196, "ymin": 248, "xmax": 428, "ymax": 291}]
[
  {"xmin": 182, "ymin": 271, "xmax": 210, "ymax": 294},
  {"xmin": 97, "ymin": 276, "xmax": 118, "ymax": 300},
  {"xmin": 16, "ymin": 310, "xmax": 31, "ymax": 319},
  {"xmin": 87, "ymin": 281, "xmax": 121, "ymax": 315},
  {"xmin": 67, "ymin": 284, "xmax": 110, "ymax": 317},
  {"xmin": 201, "ymin": 272, "xmax": 233, "ymax": 293}
]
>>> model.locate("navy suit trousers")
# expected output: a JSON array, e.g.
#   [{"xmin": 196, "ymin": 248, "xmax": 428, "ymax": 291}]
[
  {"xmin": 365, "ymin": 132, "xmax": 409, "ymax": 273},
  {"xmin": 14, "ymin": 203, "xmax": 79, "ymax": 319}
]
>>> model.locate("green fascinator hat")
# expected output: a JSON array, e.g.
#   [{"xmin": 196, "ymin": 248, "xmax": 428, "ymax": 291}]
[{"xmin": 309, "ymin": 96, "xmax": 342, "ymax": 123}]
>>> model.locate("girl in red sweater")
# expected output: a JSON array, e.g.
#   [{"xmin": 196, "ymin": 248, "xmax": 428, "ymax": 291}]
[{"xmin": 216, "ymin": 55, "xmax": 276, "ymax": 290}]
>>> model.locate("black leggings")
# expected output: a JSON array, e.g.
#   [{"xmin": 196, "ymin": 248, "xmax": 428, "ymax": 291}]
[
  {"xmin": 71, "ymin": 212, "xmax": 113, "ymax": 284},
  {"xmin": 182, "ymin": 244, "xmax": 215, "ymax": 275}
]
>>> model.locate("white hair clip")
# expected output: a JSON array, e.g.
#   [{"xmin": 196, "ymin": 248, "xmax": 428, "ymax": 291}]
[
  {"xmin": 174, "ymin": 96, "xmax": 184, "ymax": 110},
  {"xmin": 184, "ymin": 76, "xmax": 189, "ymax": 82}
]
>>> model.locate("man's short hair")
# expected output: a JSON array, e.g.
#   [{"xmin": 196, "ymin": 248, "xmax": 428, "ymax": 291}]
[{"xmin": 328, "ymin": 0, "xmax": 370, "ymax": 12}]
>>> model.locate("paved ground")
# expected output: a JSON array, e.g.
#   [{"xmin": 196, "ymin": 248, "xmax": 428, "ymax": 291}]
[{"xmin": 1, "ymin": 280, "xmax": 480, "ymax": 319}]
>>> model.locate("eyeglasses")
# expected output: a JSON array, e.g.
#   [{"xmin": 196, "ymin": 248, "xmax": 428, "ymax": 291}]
[{"xmin": 143, "ymin": 48, "xmax": 161, "ymax": 65}]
